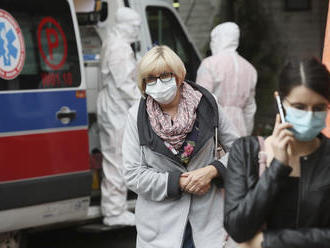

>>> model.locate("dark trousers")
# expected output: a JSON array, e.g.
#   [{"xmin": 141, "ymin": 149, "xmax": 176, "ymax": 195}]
[{"xmin": 182, "ymin": 222, "xmax": 195, "ymax": 248}]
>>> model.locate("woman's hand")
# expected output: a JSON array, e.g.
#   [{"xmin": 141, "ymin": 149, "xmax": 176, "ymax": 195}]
[
  {"xmin": 180, "ymin": 166, "xmax": 218, "ymax": 195},
  {"xmin": 270, "ymin": 114, "xmax": 294, "ymax": 165},
  {"xmin": 238, "ymin": 232, "xmax": 263, "ymax": 248},
  {"xmin": 179, "ymin": 175, "xmax": 190, "ymax": 191}
]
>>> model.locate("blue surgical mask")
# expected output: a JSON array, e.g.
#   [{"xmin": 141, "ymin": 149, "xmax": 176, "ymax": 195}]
[{"xmin": 284, "ymin": 106, "xmax": 327, "ymax": 141}]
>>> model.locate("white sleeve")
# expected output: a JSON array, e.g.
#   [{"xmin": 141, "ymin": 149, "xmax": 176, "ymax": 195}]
[
  {"xmin": 103, "ymin": 43, "xmax": 140, "ymax": 105},
  {"xmin": 242, "ymin": 72, "xmax": 257, "ymax": 135},
  {"xmin": 217, "ymin": 104, "xmax": 240, "ymax": 166},
  {"xmin": 196, "ymin": 60, "xmax": 215, "ymax": 92},
  {"xmin": 122, "ymin": 108, "xmax": 172, "ymax": 202}
]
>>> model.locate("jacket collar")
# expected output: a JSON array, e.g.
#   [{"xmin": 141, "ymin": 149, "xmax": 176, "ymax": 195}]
[{"xmin": 302, "ymin": 133, "xmax": 330, "ymax": 160}]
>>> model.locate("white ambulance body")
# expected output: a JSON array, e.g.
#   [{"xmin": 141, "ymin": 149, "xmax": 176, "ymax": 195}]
[{"xmin": 0, "ymin": 0, "xmax": 90, "ymax": 233}]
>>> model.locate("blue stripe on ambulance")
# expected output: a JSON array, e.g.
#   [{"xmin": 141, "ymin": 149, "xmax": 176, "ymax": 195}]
[{"xmin": 0, "ymin": 90, "xmax": 88, "ymax": 133}]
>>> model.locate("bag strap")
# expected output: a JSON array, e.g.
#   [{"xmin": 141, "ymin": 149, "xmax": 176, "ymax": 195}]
[
  {"xmin": 257, "ymin": 136, "xmax": 265, "ymax": 151},
  {"xmin": 214, "ymin": 127, "xmax": 226, "ymax": 160},
  {"xmin": 222, "ymin": 233, "xmax": 229, "ymax": 248},
  {"xmin": 257, "ymin": 136, "xmax": 267, "ymax": 176}
]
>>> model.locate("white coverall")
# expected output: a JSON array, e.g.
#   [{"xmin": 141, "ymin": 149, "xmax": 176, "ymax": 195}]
[
  {"xmin": 196, "ymin": 22, "xmax": 257, "ymax": 137},
  {"xmin": 97, "ymin": 7, "xmax": 141, "ymax": 226}
]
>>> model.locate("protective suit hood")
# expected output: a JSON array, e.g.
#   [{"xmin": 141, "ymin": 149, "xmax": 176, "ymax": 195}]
[
  {"xmin": 210, "ymin": 22, "xmax": 240, "ymax": 55},
  {"xmin": 112, "ymin": 7, "xmax": 141, "ymax": 43},
  {"xmin": 101, "ymin": 7, "xmax": 141, "ymax": 82}
]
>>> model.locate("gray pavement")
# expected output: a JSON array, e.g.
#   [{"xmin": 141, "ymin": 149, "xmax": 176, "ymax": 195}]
[{"xmin": 27, "ymin": 226, "xmax": 136, "ymax": 248}]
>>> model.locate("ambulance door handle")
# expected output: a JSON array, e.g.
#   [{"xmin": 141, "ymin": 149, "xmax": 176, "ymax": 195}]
[{"xmin": 56, "ymin": 106, "xmax": 76, "ymax": 125}]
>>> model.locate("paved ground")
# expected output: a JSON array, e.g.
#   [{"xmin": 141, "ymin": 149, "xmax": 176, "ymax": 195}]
[{"xmin": 27, "ymin": 225, "xmax": 136, "ymax": 248}]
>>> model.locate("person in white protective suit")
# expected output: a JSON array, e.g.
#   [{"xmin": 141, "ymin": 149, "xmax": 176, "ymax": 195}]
[
  {"xmin": 97, "ymin": 7, "xmax": 141, "ymax": 226},
  {"xmin": 196, "ymin": 22, "xmax": 257, "ymax": 137}
]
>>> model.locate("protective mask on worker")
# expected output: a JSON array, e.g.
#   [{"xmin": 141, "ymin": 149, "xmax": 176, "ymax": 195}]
[
  {"xmin": 284, "ymin": 106, "xmax": 327, "ymax": 141},
  {"xmin": 145, "ymin": 77, "xmax": 178, "ymax": 104}
]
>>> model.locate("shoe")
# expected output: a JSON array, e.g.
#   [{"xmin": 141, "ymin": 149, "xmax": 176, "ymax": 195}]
[{"xmin": 103, "ymin": 211, "xmax": 135, "ymax": 226}]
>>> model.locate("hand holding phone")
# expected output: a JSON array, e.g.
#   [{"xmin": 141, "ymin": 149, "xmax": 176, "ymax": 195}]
[{"xmin": 271, "ymin": 91, "xmax": 295, "ymax": 165}]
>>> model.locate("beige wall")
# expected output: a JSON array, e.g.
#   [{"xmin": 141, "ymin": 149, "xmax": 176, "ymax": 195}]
[
  {"xmin": 253, "ymin": 0, "xmax": 329, "ymax": 135},
  {"xmin": 176, "ymin": 0, "xmax": 222, "ymax": 55},
  {"xmin": 176, "ymin": 0, "xmax": 328, "ymax": 59}
]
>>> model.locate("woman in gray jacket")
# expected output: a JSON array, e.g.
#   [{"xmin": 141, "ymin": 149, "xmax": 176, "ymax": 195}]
[{"xmin": 122, "ymin": 45, "xmax": 238, "ymax": 248}]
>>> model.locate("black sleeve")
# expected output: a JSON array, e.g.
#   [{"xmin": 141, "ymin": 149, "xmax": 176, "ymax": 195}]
[
  {"xmin": 224, "ymin": 138, "xmax": 292, "ymax": 243},
  {"xmin": 263, "ymin": 228, "xmax": 330, "ymax": 248},
  {"xmin": 209, "ymin": 160, "xmax": 226, "ymax": 188},
  {"xmin": 167, "ymin": 171, "xmax": 182, "ymax": 198}
]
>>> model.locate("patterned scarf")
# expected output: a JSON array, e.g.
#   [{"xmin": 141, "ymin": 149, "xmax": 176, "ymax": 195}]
[{"xmin": 146, "ymin": 82, "xmax": 202, "ymax": 151}]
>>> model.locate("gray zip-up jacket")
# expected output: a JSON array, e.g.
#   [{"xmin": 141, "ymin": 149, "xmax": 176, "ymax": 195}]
[{"xmin": 122, "ymin": 82, "xmax": 238, "ymax": 248}]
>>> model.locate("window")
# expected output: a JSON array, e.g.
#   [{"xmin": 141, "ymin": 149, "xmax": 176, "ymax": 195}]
[
  {"xmin": 0, "ymin": 0, "xmax": 81, "ymax": 91},
  {"xmin": 146, "ymin": 6, "xmax": 200, "ymax": 81},
  {"xmin": 285, "ymin": 0, "xmax": 311, "ymax": 11}
]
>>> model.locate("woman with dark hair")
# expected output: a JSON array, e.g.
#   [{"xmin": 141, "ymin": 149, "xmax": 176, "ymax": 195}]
[{"xmin": 224, "ymin": 57, "xmax": 330, "ymax": 248}]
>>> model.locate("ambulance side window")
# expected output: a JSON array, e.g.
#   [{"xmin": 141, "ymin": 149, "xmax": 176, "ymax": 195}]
[
  {"xmin": 146, "ymin": 6, "xmax": 200, "ymax": 81},
  {"xmin": 0, "ymin": 0, "xmax": 81, "ymax": 91}
]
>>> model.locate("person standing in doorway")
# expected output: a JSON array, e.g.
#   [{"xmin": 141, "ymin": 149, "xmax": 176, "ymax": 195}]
[
  {"xmin": 97, "ymin": 7, "xmax": 141, "ymax": 226},
  {"xmin": 196, "ymin": 22, "xmax": 257, "ymax": 137}
]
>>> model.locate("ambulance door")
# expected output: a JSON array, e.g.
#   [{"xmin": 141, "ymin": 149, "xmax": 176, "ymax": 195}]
[{"xmin": 0, "ymin": 0, "xmax": 91, "ymax": 232}]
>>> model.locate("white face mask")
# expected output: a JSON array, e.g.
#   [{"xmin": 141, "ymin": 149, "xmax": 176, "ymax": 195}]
[{"xmin": 145, "ymin": 77, "xmax": 178, "ymax": 104}]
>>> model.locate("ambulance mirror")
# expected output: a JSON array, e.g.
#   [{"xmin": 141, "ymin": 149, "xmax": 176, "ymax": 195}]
[{"xmin": 100, "ymin": 1, "xmax": 108, "ymax": 22}]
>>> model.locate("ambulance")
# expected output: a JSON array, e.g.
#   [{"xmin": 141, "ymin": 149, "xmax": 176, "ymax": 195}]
[
  {"xmin": 0, "ymin": 0, "xmax": 92, "ymax": 245},
  {"xmin": 0, "ymin": 0, "xmax": 201, "ymax": 246}
]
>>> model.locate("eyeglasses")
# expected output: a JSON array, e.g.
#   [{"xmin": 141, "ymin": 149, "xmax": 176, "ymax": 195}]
[
  {"xmin": 285, "ymin": 98, "xmax": 329, "ymax": 112},
  {"xmin": 143, "ymin": 72, "xmax": 174, "ymax": 85}
]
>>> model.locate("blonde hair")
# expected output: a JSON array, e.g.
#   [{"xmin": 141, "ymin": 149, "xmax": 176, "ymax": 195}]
[{"xmin": 137, "ymin": 45, "xmax": 186, "ymax": 95}]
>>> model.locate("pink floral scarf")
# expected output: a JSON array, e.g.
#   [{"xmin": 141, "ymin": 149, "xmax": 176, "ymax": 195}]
[{"xmin": 146, "ymin": 82, "xmax": 202, "ymax": 151}]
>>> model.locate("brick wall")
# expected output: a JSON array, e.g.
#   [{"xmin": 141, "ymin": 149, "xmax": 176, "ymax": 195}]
[{"xmin": 263, "ymin": 0, "xmax": 328, "ymax": 60}]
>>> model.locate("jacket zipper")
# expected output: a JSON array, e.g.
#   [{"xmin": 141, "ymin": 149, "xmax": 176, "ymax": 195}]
[
  {"xmin": 151, "ymin": 150, "xmax": 188, "ymax": 171},
  {"xmin": 179, "ymin": 209, "xmax": 190, "ymax": 248},
  {"xmin": 142, "ymin": 149, "xmax": 192, "ymax": 246},
  {"xmin": 296, "ymin": 159, "xmax": 303, "ymax": 227},
  {"xmin": 151, "ymin": 150, "xmax": 194, "ymax": 246},
  {"xmin": 179, "ymin": 193, "xmax": 193, "ymax": 248}
]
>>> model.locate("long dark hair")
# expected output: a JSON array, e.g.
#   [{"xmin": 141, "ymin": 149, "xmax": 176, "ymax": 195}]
[{"xmin": 279, "ymin": 57, "xmax": 330, "ymax": 101}]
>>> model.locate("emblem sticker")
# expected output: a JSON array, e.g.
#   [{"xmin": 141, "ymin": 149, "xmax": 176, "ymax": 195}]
[
  {"xmin": 0, "ymin": 9, "xmax": 25, "ymax": 80},
  {"xmin": 37, "ymin": 17, "xmax": 67, "ymax": 70}
]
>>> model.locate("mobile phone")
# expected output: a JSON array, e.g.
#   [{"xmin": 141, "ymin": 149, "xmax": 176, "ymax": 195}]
[{"xmin": 274, "ymin": 91, "xmax": 286, "ymax": 123}]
